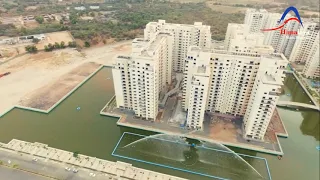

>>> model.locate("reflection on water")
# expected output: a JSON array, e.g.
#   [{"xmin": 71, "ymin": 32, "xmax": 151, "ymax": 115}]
[
  {"xmin": 300, "ymin": 110, "xmax": 320, "ymax": 141},
  {"xmin": 280, "ymin": 74, "xmax": 313, "ymax": 104}
]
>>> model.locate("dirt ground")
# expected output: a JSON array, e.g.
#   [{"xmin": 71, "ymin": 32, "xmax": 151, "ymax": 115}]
[
  {"xmin": 206, "ymin": 3, "xmax": 247, "ymax": 13},
  {"xmin": 0, "ymin": 16, "xmax": 21, "ymax": 27},
  {"xmin": 0, "ymin": 40, "xmax": 132, "ymax": 115},
  {"xmin": 0, "ymin": 43, "xmax": 32, "ymax": 60},
  {"xmin": 206, "ymin": 0, "xmax": 287, "ymax": 14},
  {"xmin": 23, "ymin": 21, "xmax": 40, "ymax": 29},
  {"xmin": 25, "ymin": 6, "xmax": 38, "ymax": 11},
  {"xmin": 83, "ymin": 40, "xmax": 132, "ymax": 66},
  {"xmin": 0, "ymin": 49, "xmax": 86, "ymax": 114},
  {"xmin": 208, "ymin": 110, "xmax": 287, "ymax": 144},
  {"xmin": 36, "ymin": 31, "xmax": 74, "ymax": 50},
  {"xmin": 208, "ymin": 0, "xmax": 284, "ymax": 5},
  {"xmin": 18, "ymin": 62, "xmax": 101, "ymax": 111}
]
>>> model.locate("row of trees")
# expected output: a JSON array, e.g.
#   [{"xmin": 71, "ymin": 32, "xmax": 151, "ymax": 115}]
[
  {"xmin": 25, "ymin": 41, "xmax": 77, "ymax": 53},
  {"xmin": 44, "ymin": 41, "xmax": 77, "ymax": 51}
]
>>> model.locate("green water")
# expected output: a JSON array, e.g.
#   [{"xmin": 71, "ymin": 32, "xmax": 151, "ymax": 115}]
[
  {"xmin": 280, "ymin": 74, "xmax": 314, "ymax": 104},
  {"xmin": 0, "ymin": 68, "xmax": 319, "ymax": 180}
]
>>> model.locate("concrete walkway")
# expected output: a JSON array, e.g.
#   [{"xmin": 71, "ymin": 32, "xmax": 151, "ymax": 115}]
[
  {"xmin": 277, "ymin": 101, "xmax": 320, "ymax": 111},
  {"xmin": 0, "ymin": 140, "xmax": 186, "ymax": 180}
]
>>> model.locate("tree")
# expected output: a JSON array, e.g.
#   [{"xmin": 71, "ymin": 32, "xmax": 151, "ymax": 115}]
[
  {"xmin": 32, "ymin": 38, "xmax": 40, "ymax": 44},
  {"xmin": 54, "ymin": 42, "xmax": 61, "ymax": 49},
  {"xmin": 68, "ymin": 41, "xmax": 77, "ymax": 48},
  {"xmin": 44, "ymin": 45, "xmax": 50, "ymax": 52},
  {"xmin": 35, "ymin": 16, "xmax": 44, "ymax": 24},
  {"xmin": 84, "ymin": 41, "xmax": 90, "ymax": 47},
  {"xmin": 73, "ymin": 151, "xmax": 79, "ymax": 158},
  {"xmin": 60, "ymin": 41, "xmax": 65, "ymax": 48},
  {"xmin": 25, "ymin": 45, "xmax": 37, "ymax": 53},
  {"xmin": 48, "ymin": 43, "xmax": 54, "ymax": 51},
  {"xmin": 70, "ymin": 13, "xmax": 78, "ymax": 24}
]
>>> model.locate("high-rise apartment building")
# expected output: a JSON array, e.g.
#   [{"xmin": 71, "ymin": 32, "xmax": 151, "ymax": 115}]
[
  {"xmin": 302, "ymin": 30, "xmax": 320, "ymax": 78},
  {"xmin": 244, "ymin": 9, "xmax": 299, "ymax": 57},
  {"xmin": 225, "ymin": 23, "xmax": 265, "ymax": 53},
  {"xmin": 243, "ymin": 54, "xmax": 287, "ymax": 140},
  {"xmin": 182, "ymin": 46, "xmax": 288, "ymax": 139},
  {"xmin": 112, "ymin": 33, "xmax": 173, "ymax": 120},
  {"xmin": 144, "ymin": 20, "xmax": 211, "ymax": 72},
  {"xmin": 113, "ymin": 20, "xmax": 288, "ymax": 141},
  {"xmin": 244, "ymin": 9, "xmax": 268, "ymax": 33},
  {"xmin": 289, "ymin": 21, "xmax": 319, "ymax": 63}
]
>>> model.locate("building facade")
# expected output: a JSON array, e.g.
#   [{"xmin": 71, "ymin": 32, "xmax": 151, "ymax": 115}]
[
  {"xmin": 244, "ymin": 9, "xmax": 299, "ymax": 58},
  {"xmin": 289, "ymin": 21, "xmax": 319, "ymax": 63},
  {"xmin": 182, "ymin": 46, "xmax": 288, "ymax": 139},
  {"xmin": 112, "ymin": 33, "xmax": 173, "ymax": 120},
  {"xmin": 144, "ymin": 20, "xmax": 211, "ymax": 72},
  {"xmin": 302, "ymin": 31, "xmax": 320, "ymax": 78},
  {"xmin": 113, "ymin": 20, "xmax": 289, "ymax": 141},
  {"xmin": 225, "ymin": 23, "xmax": 265, "ymax": 53},
  {"xmin": 243, "ymin": 54, "xmax": 287, "ymax": 140}
]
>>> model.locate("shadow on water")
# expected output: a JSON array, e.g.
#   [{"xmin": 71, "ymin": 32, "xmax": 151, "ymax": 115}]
[{"xmin": 300, "ymin": 110, "xmax": 320, "ymax": 141}]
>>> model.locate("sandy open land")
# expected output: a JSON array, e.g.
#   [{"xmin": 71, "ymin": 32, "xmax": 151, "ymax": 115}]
[
  {"xmin": 0, "ymin": 40, "xmax": 132, "ymax": 115},
  {"xmin": 36, "ymin": 31, "xmax": 75, "ymax": 50},
  {"xmin": 18, "ymin": 62, "xmax": 101, "ymax": 111},
  {"xmin": 206, "ymin": 3, "xmax": 247, "ymax": 13},
  {"xmin": 83, "ymin": 40, "xmax": 131, "ymax": 66},
  {"xmin": 0, "ymin": 49, "xmax": 86, "ymax": 114}
]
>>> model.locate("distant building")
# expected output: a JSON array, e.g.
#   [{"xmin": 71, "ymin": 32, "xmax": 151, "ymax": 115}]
[
  {"xmin": 302, "ymin": 30, "xmax": 320, "ymax": 78},
  {"xmin": 224, "ymin": 23, "xmax": 265, "ymax": 53},
  {"xmin": 90, "ymin": 6, "xmax": 100, "ymax": 10},
  {"xmin": 0, "ymin": 34, "xmax": 45, "ymax": 45},
  {"xmin": 289, "ymin": 20, "xmax": 319, "ymax": 63},
  {"xmin": 144, "ymin": 20, "xmax": 211, "ymax": 72},
  {"xmin": 244, "ymin": 9, "xmax": 299, "ymax": 58},
  {"xmin": 74, "ymin": 6, "xmax": 86, "ymax": 11}
]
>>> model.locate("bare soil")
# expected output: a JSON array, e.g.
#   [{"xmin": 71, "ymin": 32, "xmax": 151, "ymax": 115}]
[
  {"xmin": 18, "ymin": 62, "xmax": 101, "ymax": 111},
  {"xmin": 36, "ymin": 31, "xmax": 74, "ymax": 50},
  {"xmin": 0, "ymin": 40, "xmax": 132, "ymax": 115}
]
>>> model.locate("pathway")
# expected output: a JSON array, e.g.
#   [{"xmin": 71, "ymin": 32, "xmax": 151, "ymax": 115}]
[{"xmin": 277, "ymin": 101, "xmax": 319, "ymax": 111}]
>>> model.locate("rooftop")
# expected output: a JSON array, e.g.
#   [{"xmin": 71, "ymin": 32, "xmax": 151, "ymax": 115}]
[
  {"xmin": 148, "ymin": 20, "xmax": 210, "ymax": 29},
  {"xmin": 117, "ymin": 55, "xmax": 131, "ymax": 60},
  {"xmin": 197, "ymin": 66, "xmax": 206, "ymax": 74},
  {"xmin": 261, "ymin": 74, "xmax": 283, "ymax": 85},
  {"xmin": 140, "ymin": 33, "xmax": 170, "ymax": 57}
]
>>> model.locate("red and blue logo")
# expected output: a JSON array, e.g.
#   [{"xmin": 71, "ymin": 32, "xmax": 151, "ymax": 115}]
[{"xmin": 262, "ymin": 6, "xmax": 303, "ymax": 35}]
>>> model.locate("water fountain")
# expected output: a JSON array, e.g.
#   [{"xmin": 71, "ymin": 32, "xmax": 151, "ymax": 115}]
[{"xmin": 118, "ymin": 133, "xmax": 267, "ymax": 180}]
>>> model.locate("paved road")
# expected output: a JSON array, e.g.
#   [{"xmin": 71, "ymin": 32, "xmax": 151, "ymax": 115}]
[
  {"xmin": 0, "ymin": 149, "xmax": 115, "ymax": 180},
  {"xmin": 0, "ymin": 165, "xmax": 49, "ymax": 180}
]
